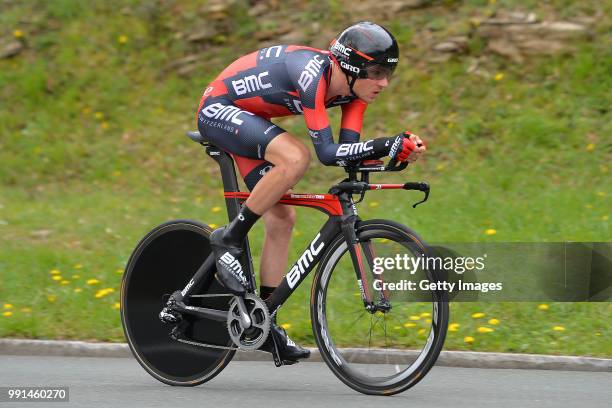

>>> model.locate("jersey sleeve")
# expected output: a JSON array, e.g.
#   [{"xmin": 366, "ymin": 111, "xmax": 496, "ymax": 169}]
[
  {"xmin": 339, "ymin": 99, "xmax": 367, "ymax": 143},
  {"xmin": 286, "ymin": 50, "xmax": 389, "ymax": 166}
]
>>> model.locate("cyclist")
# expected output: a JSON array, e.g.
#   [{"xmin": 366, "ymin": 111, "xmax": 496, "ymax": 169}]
[{"xmin": 197, "ymin": 21, "xmax": 425, "ymax": 364}]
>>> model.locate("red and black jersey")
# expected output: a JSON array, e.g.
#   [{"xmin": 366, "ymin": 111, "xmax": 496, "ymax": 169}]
[{"xmin": 198, "ymin": 45, "xmax": 389, "ymax": 166}]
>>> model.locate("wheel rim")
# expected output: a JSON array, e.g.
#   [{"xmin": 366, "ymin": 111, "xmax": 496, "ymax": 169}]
[{"xmin": 315, "ymin": 228, "xmax": 448, "ymax": 389}]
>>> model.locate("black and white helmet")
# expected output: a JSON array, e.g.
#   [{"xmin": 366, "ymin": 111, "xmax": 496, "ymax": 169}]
[{"xmin": 329, "ymin": 21, "xmax": 399, "ymax": 81}]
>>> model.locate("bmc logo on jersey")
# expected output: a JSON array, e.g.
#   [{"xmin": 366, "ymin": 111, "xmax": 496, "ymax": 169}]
[
  {"xmin": 231, "ymin": 71, "xmax": 272, "ymax": 96},
  {"xmin": 201, "ymin": 103, "xmax": 254, "ymax": 125},
  {"xmin": 340, "ymin": 61, "xmax": 360, "ymax": 74},
  {"xmin": 298, "ymin": 55, "xmax": 325, "ymax": 92},
  {"xmin": 331, "ymin": 41, "xmax": 352, "ymax": 57},
  {"xmin": 336, "ymin": 140, "xmax": 373, "ymax": 157}
]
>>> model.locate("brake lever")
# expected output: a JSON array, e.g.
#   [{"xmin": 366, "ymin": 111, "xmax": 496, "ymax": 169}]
[{"xmin": 403, "ymin": 182, "xmax": 430, "ymax": 208}]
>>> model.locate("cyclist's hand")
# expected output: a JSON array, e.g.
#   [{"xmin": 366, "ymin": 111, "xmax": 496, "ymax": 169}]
[{"xmin": 390, "ymin": 131, "xmax": 426, "ymax": 163}]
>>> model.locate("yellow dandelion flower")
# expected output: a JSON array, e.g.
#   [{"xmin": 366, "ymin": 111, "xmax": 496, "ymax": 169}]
[
  {"xmin": 211, "ymin": 206, "xmax": 222, "ymax": 213},
  {"xmin": 368, "ymin": 202, "xmax": 380, "ymax": 208},
  {"xmin": 112, "ymin": 302, "xmax": 121, "ymax": 310},
  {"xmin": 484, "ymin": 229, "xmax": 497, "ymax": 236},
  {"xmin": 3, "ymin": 303, "xmax": 13, "ymax": 309},
  {"xmin": 403, "ymin": 322, "xmax": 416, "ymax": 328},
  {"xmin": 394, "ymin": 326, "xmax": 401, "ymax": 330},
  {"xmin": 60, "ymin": 280, "xmax": 70, "ymax": 285},
  {"xmin": 50, "ymin": 269, "xmax": 61, "ymax": 275},
  {"xmin": 418, "ymin": 329, "xmax": 426, "ymax": 335},
  {"xmin": 101, "ymin": 121, "xmax": 109, "ymax": 130},
  {"xmin": 420, "ymin": 312, "xmax": 431, "ymax": 318},
  {"xmin": 13, "ymin": 29, "xmax": 24, "ymax": 38},
  {"xmin": 552, "ymin": 326, "xmax": 565, "ymax": 331},
  {"xmin": 118, "ymin": 35, "xmax": 129, "ymax": 44},
  {"xmin": 52, "ymin": 276, "xmax": 62, "ymax": 281},
  {"xmin": 488, "ymin": 318, "xmax": 500, "ymax": 325},
  {"xmin": 86, "ymin": 279, "xmax": 100, "ymax": 285},
  {"xmin": 74, "ymin": 288, "xmax": 82, "ymax": 293},
  {"xmin": 209, "ymin": 223, "xmax": 217, "ymax": 229},
  {"xmin": 72, "ymin": 275, "xmax": 80, "ymax": 279},
  {"xmin": 409, "ymin": 315, "xmax": 420, "ymax": 321},
  {"xmin": 116, "ymin": 269, "xmax": 123, "ymax": 274},
  {"xmin": 280, "ymin": 323, "xmax": 291, "ymax": 330},
  {"xmin": 94, "ymin": 112, "xmax": 104, "ymax": 120},
  {"xmin": 602, "ymin": 215, "xmax": 609, "ymax": 221},
  {"xmin": 74, "ymin": 264, "xmax": 83, "ymax": 269},
  {"xmin": 47, "ymin": 295, "xmax": 56, "ymax": 303},
  {"xmin": 538, "ymin": 304, "xmax": 549, "ymax": 311},
  {"xmin": 448, "ymin": 323, "xmax": 460, "ymax": 332},
  {"xmin": 477, "ymin": 326, "xmax": 495, "ymax": 333},
  {"xmin": 471, "ymin": 312, "xmax": 485, "ymax": 318},
  {"xmin": 3, "ymin": 311, "xmax": 12, "ymax": 317},
  {"xmin": 21, "ymin": 307, "xmax": 32, "ymax": 313},
  {"xmin": 494, "ymin": 73, "xmax": 504, "ymax": 81},
  {"xmin": 586, "ymin": 143, "xmax": 595, "ymax": 152},
  {"xmin": 94, "ymin": 289, "xmax": 109, "ymax": 298},
  {"xmin": 464, "ymin": 336, "xmax": 475, "ymax": 343}
]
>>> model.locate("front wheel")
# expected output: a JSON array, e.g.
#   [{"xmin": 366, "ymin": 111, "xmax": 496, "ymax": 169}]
[{"xmin": 311, "ymin": 219, "xmax": 449, "ymax": 395}]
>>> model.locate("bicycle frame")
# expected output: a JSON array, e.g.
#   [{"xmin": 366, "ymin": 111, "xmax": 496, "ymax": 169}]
[{"xmin": 173, "ymin": 137, "xmax": 428, "ymax": 322}]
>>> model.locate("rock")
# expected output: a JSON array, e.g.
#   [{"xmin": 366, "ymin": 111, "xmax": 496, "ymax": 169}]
[
  {"xmin": 483, "ymin": 11, "xmax": 538, "ymax": 25},
  {"xmin": 518, "ymin": 39, "xmax": 570, "ymax": 55},
  {"xmin": 433, "ymin": 36, "xmax": 468, "ymax": 53},
  {"xmin": 248, "ymin": 2, "xmax": 269, "ymax": 17},
  {"xmin": 0, "ymin": 41, "xmax": 23, "ymax": 59},
  {"xmin": 187, "ymin": 26, "xmax": 217, "ymax": 43},
  {"xmin": 487, "ymin": 39, "xmax": 524, "ymax": 63}
]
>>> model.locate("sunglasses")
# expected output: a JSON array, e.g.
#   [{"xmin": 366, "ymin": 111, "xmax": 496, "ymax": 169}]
[{"xmin": 364, "ymin": 63, "xmax": 396, "ymax": 80}]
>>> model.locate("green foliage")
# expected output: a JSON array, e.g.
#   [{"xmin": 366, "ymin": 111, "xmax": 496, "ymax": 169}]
[{"xmin": 0, "ymin": 1, "xmax": 610, "ymax": 354}]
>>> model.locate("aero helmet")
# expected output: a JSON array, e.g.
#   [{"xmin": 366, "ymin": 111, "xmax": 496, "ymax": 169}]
[{"xmin": 329, "ymin": 21, "xmax": 399, "ymax": 89}]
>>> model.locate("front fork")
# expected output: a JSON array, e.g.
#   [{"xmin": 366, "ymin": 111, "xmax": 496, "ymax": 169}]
[{"xmin": 340, "ymin": 202, "xmax": 391, "ymax": 314}]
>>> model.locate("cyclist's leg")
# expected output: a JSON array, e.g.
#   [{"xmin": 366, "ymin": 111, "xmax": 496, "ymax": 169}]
[
  {"xmin": 259, "ymin": 202, "xmax": 295, "ymax": 288},
  {"xmin": 197, "ymin": 96, "xmax": 309, "ymax": 294}
]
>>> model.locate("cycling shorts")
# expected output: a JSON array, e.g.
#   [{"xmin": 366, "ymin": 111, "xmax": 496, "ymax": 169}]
[{"xmin": 197, "ymin": 96, "xmax": 286, "ymax": 191}]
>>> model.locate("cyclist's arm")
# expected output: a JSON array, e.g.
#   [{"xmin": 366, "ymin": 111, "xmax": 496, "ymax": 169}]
[
  {"xmin": 338, "ymin": 99, "xmax": 367, "ymax": 144},
  {"xmin": 287, "ymin": 53, "xmax": 390, "ymax": 166}
]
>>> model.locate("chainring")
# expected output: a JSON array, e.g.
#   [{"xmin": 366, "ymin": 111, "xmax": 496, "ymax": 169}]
[{"xmin": 227, "ymin": 293, "xmax": 270, "ymax": 351}]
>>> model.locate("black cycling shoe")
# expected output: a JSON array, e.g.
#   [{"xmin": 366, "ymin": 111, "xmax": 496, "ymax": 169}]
[
  {"xmin": 209, "ymin": 227, "xmax": 247, "ymax": 296},
  {"xmin": 262, "ymin": 323, "xmax": 311, "ymax": 364}
]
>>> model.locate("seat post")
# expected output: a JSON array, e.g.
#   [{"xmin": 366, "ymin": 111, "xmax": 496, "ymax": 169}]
[{"xmin": 204, "ymin": 145, "xmax": 257, "ymax": 291}]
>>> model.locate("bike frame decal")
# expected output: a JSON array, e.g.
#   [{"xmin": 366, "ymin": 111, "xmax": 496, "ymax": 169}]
[{"xmin": 224, "ymin": 192, "xmax": 343, "ymax": 216}]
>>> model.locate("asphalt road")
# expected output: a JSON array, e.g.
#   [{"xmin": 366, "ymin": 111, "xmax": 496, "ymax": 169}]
[{"xmin": 0, "ymin": 356, "xmax": 609, "ymax": 408}]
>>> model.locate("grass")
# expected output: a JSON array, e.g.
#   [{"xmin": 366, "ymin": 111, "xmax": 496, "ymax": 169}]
[{"xmin": 1, "ymin": 1, "xmax": 610, "ymax": 356}]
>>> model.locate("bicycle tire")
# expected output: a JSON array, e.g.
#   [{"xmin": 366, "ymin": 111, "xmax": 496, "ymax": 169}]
[
  {"xmin": 311, "ymin": 219, "xmax": 449, "ymax": 395},
  {"xmin": 121, "ymin": 219, "xmax": 235, "ymax": 386}
]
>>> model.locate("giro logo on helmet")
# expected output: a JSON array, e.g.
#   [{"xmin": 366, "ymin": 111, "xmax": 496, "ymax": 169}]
[
  {"xmin": 340, "ymin": 61, "xmax": 360, "ymax": 74},
  {"xmin": 387, "ymin": 58, "xmax": 399, "ymax": 63}
]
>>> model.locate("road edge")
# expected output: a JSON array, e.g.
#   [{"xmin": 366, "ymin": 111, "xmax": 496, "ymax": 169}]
[{"xmin": 1, "ymin": 339, "xmax": 610, "ymax": 372}]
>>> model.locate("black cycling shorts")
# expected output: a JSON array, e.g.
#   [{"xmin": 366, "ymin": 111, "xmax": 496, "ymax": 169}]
[{"xmin": 197, "ymin": 96, "xmax": 286, "ymax": 190}]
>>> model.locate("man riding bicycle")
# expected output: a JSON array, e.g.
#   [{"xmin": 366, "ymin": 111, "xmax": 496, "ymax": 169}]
[{"xmin": 196, "ymin": 21, "xmax": 426, "ymax": 364}]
